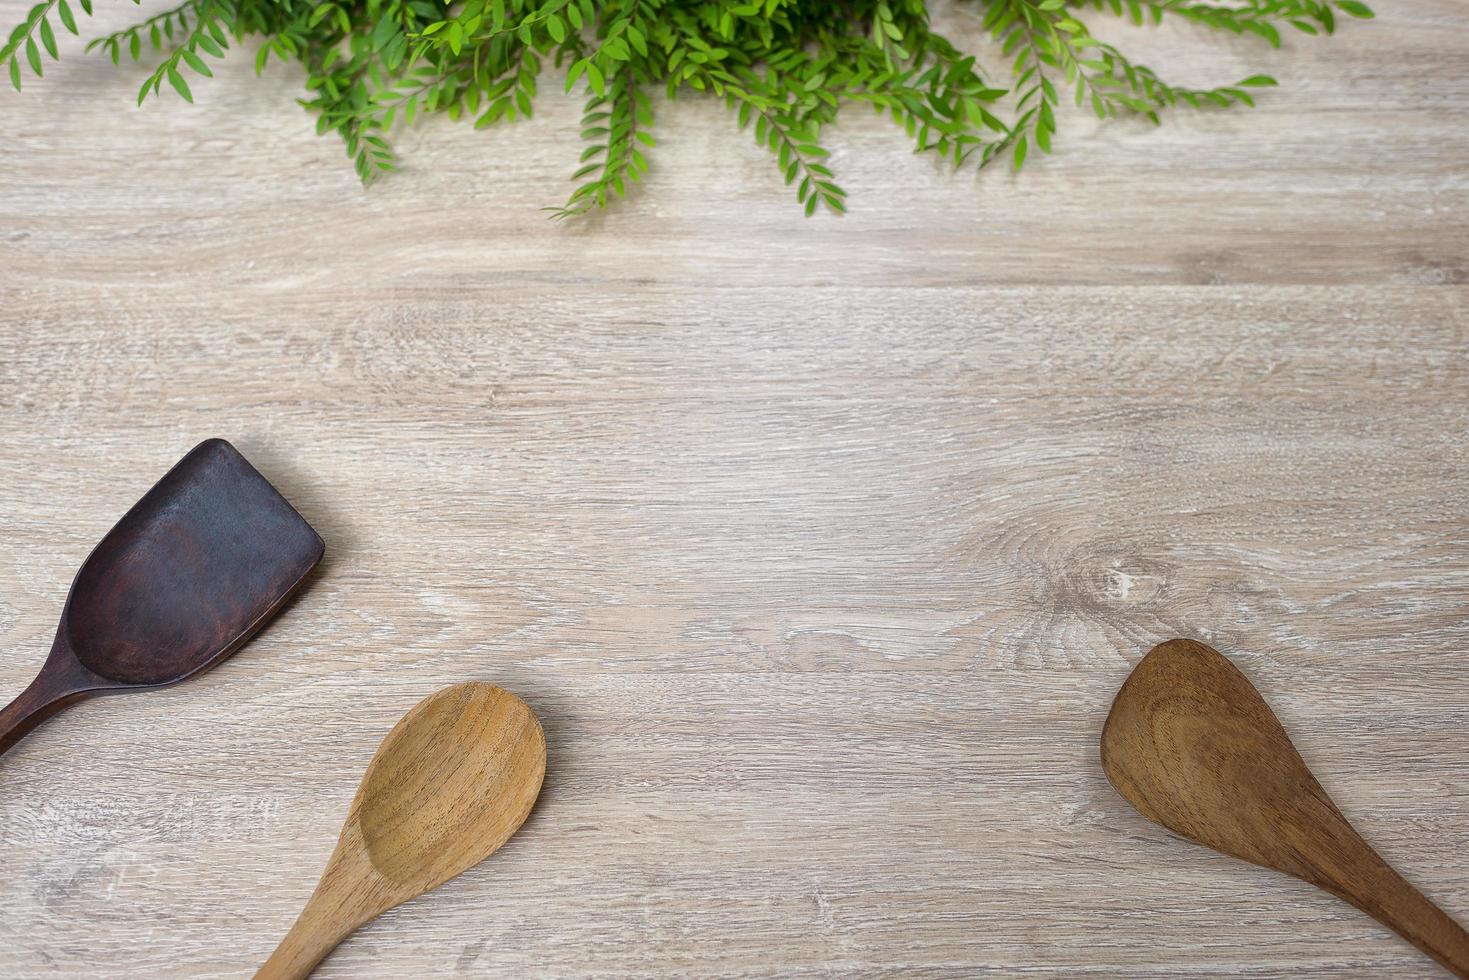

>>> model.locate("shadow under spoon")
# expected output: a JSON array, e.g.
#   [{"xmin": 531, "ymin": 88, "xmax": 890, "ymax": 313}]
[
  {"xmin": 0, "ymin": 438, "xmax": 324, "ymax": 759},
  {"xmin": 255, "ymin": 682, "xmax": 547, "ymax": 980},
  {"xmin": 1102, "ymin": 638, "xmax": 1469, "ymax": 977}
]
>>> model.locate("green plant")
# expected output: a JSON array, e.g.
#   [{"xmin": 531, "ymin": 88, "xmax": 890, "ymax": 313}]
[{"xmin": 2, "ymin": 0, "xmax": 1373, "ymax": 215}]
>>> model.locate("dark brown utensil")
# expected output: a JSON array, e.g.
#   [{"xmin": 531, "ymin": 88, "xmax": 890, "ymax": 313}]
[
  {"xmin": 1102, "ymin": 638, "xmax": 1469, "ymax": 977},
  {"xmin": 0, "ymin": 438, "xmax": 323, "ymax": 759}
]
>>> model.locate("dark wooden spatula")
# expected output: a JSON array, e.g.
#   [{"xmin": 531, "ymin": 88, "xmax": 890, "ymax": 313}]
[
  {"xmin": 0, "ymin": 439, "xmax": 324, "ymax": 759},
  {"xmin": 1103, "ymin": 638, "xmax": 1469, "ymax": 977}
]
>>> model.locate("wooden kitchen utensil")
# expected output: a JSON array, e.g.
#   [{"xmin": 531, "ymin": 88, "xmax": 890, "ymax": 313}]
[
  {"xmin": 1102, "ymin": 638, "xmax": 1469, "ymax": 977},
  {"xmin": 0, "ymin": 439, "xmax": 324, "ymax": 759},
  {"xmin": 256, "ymin": 683, "xmax": 546, "ymax": 979}
]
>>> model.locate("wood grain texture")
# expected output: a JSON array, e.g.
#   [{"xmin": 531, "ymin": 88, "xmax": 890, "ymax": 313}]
[
  {"xmin": 257, "ymin": 683, "xmax": 545, "ymax": 979},
  {"xmin": 1103, "ymin": 639, "xmax": 1469, "ymax": 977},
  {"xmin": 0, "ymin": 0, "xmax": 1467, "ymax": 975}
]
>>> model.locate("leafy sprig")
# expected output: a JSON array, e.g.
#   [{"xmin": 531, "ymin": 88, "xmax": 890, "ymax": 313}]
[
  {"xmin": 553, "ymin": 66, "xmax": 655, "ymax": 216},
  {"xmin": 88, "ymin": 1, "xmax": 201, "ymax": 66},
  {"xmin": 133, "ymin": 0, "xmax": 235, "ymax": 103},
  {"xmin": 3, "ymin": 0, "xmax": 92, "ymax": 91},
  {"xmin": 2, "ymin": 0, "xmax": 1374, "ymax": 215}
]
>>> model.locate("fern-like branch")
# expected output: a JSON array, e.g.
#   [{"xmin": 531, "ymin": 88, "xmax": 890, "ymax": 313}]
[{"xmin": 1, "ymin": 0, "xmax": 1376, "ymax": 214}]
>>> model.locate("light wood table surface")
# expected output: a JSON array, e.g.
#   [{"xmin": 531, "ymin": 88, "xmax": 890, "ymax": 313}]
[{"xmin": 2, "ymin": 1, "xmax": 1467, "ymax": 976}]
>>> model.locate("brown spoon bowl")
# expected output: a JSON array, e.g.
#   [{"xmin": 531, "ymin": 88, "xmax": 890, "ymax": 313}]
[{"xmin": 0, "ymin": 438, "xmax": 324, "ymax": 758}]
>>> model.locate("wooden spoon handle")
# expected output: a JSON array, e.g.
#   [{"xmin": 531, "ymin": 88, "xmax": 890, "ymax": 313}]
[
  {"xmin": 0, "ymin": 668, "xmax": 87, "ymax": 758},
  {"xmin": 1322, "ymin": 837, "xmax": 1469, "ymax": 978},
  {"xmin": 254, "ymin": 905, "xmax": 357, "ymax": 980}
]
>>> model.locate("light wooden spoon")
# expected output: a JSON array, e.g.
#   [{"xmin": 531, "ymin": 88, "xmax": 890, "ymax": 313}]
[
  {"xmin": 1102, "ymin": 638, "xmax": 1469, "ymax": 977},
  {"xmin": 256, "ymin": 683, "xmax": 546, "ymax": 979}
]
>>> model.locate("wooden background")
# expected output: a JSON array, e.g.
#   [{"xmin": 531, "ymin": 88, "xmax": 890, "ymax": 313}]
[{"xmin": 2, "ymin": 1, "xmax": 1467, "ymax": 975}]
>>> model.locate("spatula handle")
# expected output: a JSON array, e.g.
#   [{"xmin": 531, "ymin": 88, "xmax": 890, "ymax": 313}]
[{"xmin": 0, "ymin": 666, "xmax": 88, "ymax": 759}]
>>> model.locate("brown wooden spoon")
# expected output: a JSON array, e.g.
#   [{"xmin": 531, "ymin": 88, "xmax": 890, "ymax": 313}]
[
  {"xmin": 1102, "ymin": 638, "xmax": 1469, "ymax": 977},
  {"xmin": 256, "ymin": 682, "xmax": 547, "ymax": 979},
  {"xmin": 0, "ymin": 439, "xmax": 323, "ymax": 759}
]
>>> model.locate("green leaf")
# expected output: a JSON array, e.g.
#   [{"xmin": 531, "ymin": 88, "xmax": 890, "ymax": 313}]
[
  {"xmin": 1012, "ymin": 135, "xmax": 1027, "ymax": 171},
  {"xmin": 368, "ymin": 15, "xmax": 396, "ymax": 49},
  {"xmin": 38, "ymin": 17, "xmax": 56, "ymax": 59},
  {"xmin": 24, "ymin": 36, "xmax": 41, "ymax": 75},
  {"xmin": 625, "ymin": 24, "xmax": 646, "ymax": 56},
  {"xmin": 57, "ymin": 0, "xmax": 77, "ymax": 36},
  {"xmin": 182, "ymin": 48, "xmax": 212, "ymax": 76},
  {"xmin": 565, "ymin": 57, "xmax": 586, "ymax": 92},
  {"xmin": 1239, "ymin": 74, "xmax": 1278, "ymax": 87},
  {"xmin": 546, "ymin": 13, "xmax": 565, "ymax": 42},
  {"xmin": 8, "ymin": 56, "xmax": 20, "ymax": 91},
  {"xmin": 1336, "ymin": 0, "xmax": 1373, "ymax": 18},
  {"xmin": 166, "ymin": 63, "xmax": 192, "ymax": 102},
  {"xmin": 1247, "ymin": 20, "xmax": 1281, "ymax": 47}
]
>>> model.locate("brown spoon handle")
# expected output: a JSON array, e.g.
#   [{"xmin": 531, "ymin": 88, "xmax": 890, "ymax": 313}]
[
  {"xmin": 256, "ymin": 850, "xmax": 384, "ymax": 980},
  {"xmin": 0, "ymin": 642, "xmax": 105, "ymax": 759},
  {"xmin": 1315, "ymin": 826, "xmax": 1469, "ymax": 977},
  {"xmin": 0, "ymin": 665, "xmax": 87, "ymax": 759},
  {"xmin": 255, "ymin": 906, "xmax": 355, "ymax": 980}
]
